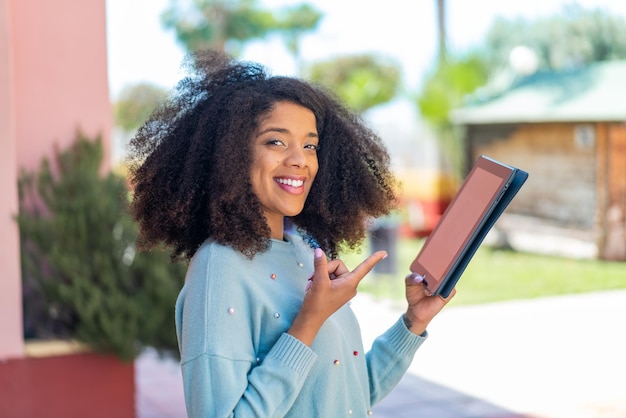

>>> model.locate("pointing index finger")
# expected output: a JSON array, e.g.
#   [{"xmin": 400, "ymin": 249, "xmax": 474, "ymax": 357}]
[{"xmin": 350, "ymin": 251, "xmax": 388, "ymax": 282}]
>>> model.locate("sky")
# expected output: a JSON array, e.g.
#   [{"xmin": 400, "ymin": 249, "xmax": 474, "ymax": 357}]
[{"xmin": 105, "ymin": 0, "xmax": 626, "ymax": 101}]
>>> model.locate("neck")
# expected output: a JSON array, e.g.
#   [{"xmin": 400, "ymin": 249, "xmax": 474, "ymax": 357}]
[
  {"xmin": 267, "ymin": 215, "xmax": 284, "ymax": 240},
  {"xmin": 271, "ymin": 230, "xmax": 284, "ymax": 240}
]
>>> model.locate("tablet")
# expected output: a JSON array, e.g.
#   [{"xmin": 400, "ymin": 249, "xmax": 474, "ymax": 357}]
[{"xmin": 409, "ymin": 155, "xmax": 528, "ymax": 297}]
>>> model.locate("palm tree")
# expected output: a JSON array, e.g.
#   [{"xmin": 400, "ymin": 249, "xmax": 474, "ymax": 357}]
[{"xmin": 436, "ymin": 0, "xmax": 446, "ymax": 63}]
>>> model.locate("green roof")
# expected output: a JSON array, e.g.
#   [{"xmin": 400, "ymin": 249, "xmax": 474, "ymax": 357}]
[{"xmin": 451, "ymin": 60, "xmax": 626, "ymax": 124}]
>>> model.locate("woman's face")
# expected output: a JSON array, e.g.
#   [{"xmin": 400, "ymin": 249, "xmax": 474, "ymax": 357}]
[{"xmin": 250, "ymin": 101, "xmax": 319, "ymax": 238}]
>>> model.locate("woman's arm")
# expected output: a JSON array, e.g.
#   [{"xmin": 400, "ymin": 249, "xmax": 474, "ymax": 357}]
[
  {"xmin": 176, "ymin": 245, "xmax": 318, "ymax": 417},
  {"xmin": 365, "ymin": 273, "xmax": 456, "ymax": 406}
]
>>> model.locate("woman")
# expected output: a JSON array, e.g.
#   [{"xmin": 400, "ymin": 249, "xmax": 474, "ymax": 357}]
[{"xmin": 128, "ymin": 50, "xmax": 454, "ymax": 417}]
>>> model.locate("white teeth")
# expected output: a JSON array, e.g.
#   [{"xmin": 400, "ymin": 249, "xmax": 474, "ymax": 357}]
[{"xmin": 277, "ymin": 178, "xmax": 304, "ymax": 187}]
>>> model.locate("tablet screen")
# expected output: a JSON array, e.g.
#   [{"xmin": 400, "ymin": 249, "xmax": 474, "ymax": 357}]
[{"xmin": 412, "ymin": 156, "xmax": 513, "ymax": 293}]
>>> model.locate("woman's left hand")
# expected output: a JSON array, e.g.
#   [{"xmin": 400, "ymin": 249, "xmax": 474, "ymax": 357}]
[{"xmin": 402, "ymin": 273, "xmax": 455, "ymax": 335}]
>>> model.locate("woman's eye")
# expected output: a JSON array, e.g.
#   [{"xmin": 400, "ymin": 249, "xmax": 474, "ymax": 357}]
[
  {"xmin": 265, "ymin": 138, "xmax": 285, "ymax": 146},
  {"xmin": 304, "ymin": 143, "xmax": 319, "ymax": 151}
]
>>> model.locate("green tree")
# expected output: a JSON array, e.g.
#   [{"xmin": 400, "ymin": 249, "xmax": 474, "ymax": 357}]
[
  {"xmin": 161, "ymin": 0, "xmax": 322, "ymax": 58},
  {"xmin": 417, "ymin": 53, "xmax": 488, "ymax": 128},
  {"xmin": 114, "ymin": 82, "xmax": 168, "ymax": 133},
  {"xmin": 482, "ymin": 3, "xmax": 626, "ymax": 72},
  {"xmin": 17, "ymin": 133, "xmax": 186, "ymax": 361},
  {"xmin": 161, "ymin": 0, "xmax": 276, "ymax": 54},
  {"xmin": 415, "ymin": 53, "xmax": 489, "ymax": 173},
  {"xmin": 308, "ymin": 54, "xmax": 401, "ymax": 113}
]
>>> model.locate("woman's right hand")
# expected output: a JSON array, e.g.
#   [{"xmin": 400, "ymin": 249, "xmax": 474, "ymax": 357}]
[{"xmin": 287, "ymin": 248, "xmax": 387, "ymax": 346}]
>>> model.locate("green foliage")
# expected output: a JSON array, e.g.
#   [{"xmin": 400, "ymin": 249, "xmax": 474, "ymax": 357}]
[
  {"xmin": 482, "ymin": 3, "xmax": 626, "ymax": 71},
  {"xmin": 417, "ymin": 53, "xmax": 488, "ymax": 129},
  {"xmin": 17, "ymin": 133, "xmax": 186, "ymax": 361},
  {"xmin": 308, "ymin": 54, "xmax": 401, "ymax": 113},
  {"xmin": 113, "ymin": 82, "xmax": 168, "ymax": 132},
  {"xmin": 161, "ymin": 0, "xmax": 323, "ymax": 60},
  {"xmin": 159, "ymin": 0, "xmax": 271, "ymax": 54},
  {"xmin": 414, "ymin": 53, "xmax": 488, "ymax": 174},
  {"xmin": 161, "ymin": 0, "xmax": 275, "ymax": 53}
]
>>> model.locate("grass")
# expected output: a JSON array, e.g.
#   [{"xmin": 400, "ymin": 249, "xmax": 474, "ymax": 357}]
[{"xmin": 342, "ymin": 237, "xmax": 626, "ymax": 307}]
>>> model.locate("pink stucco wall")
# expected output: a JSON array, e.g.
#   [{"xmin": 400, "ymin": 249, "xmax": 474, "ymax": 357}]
[
  {"xmin": 12, "ymin": 0, "xmax": 112, "ymax": 171},
  {"xmin": 0, "ymin": 0, "xmax": 112, "ymax": 359},
  {"xmin": 0, "ymin": 0, "xmax": 23, "ymax": 359}
]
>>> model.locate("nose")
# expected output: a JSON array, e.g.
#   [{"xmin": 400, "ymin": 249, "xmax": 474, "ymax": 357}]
[{"xmin": 284, "ymin": 146, "xmax": 307, "ymax": 168}]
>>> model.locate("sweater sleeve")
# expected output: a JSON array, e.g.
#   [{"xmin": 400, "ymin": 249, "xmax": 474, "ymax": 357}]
[
  {"xmin": 180, "ymin": 333, "xmax": 317, "ymax": 417},
  {"xmin": 175, "ymin": 243, "xmax": 318, "ymax": 417},
  {"xmin": 365, "ymin": 315, "xmax": 428, "ymax": 406}
]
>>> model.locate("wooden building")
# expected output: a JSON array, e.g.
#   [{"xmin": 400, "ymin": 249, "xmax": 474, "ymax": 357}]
[{"xmin": 452, "ymin": 61, "xmax": 626, "ymax": 260}]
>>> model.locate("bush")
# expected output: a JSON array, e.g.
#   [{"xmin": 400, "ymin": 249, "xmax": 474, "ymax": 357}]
[{"xmin": 17, "ymin": 133, "xmax": 186, "ymax": 361}]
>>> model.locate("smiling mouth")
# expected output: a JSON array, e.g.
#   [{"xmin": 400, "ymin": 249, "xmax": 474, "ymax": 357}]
[{"xmin": 276, "ymin": 178, "xmax": 304, "ymax": 188}]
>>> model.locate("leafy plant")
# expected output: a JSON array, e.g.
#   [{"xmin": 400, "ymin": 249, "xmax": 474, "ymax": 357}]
[
  {"xmin": 161, "ymin": 0, "xmax": 322, "ymax": 58},
  {"xmin": 113, "ymin": 82, "xmax": 168, "ymax": 133},
  {"xmin": 308, "ymin": 54, "xmax": 401, "ymax": 113},
  {"xmin": 17, "ymin": 133, "xmax": 186, "ymax": 361},
  {"xmin": 414, "ymin": 52, "xmax": 489, "ymax": 175}
]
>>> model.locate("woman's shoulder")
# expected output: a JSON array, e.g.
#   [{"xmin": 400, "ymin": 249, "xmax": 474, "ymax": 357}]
[
  {"xmin": 193, "ymin": 239, "xmax": 246, "ymax": 264},
  {"xmin": 185, "ymin": 240, "xmax": 248, "ymax": 286}
]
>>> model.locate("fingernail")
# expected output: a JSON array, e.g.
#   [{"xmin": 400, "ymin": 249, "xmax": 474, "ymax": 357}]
[
  {"xmin": 382, "ymin": 252, "xmax": 388, "ymax": 259},
  {"xmin": 314, "ymin": 248, "xmax": 323, "ymax": 259},
  {"xmin": 406, "ymin": 272, "xmax": 424, "ymax": 283}
]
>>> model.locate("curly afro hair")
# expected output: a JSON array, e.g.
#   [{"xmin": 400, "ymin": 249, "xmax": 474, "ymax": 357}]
[{"xmin": 127, "ymin": 50, "xmax": 397, "ymax": 261}]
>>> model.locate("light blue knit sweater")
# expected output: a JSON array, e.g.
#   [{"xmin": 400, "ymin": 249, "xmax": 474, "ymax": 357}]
[{"xmin": 175, "ymin": 233, "xmax": 426, "ymax": 417}]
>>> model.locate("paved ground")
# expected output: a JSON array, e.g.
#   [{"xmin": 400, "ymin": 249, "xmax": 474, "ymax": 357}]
[{"xmin": 136, "ymin": 290, "xmax": 626, "ymax": 418}]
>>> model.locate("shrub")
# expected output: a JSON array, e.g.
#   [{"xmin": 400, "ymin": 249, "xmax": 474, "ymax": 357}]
[{"xmin": 17, "ymin": 133, "xmax": 185, "ymax": 361}]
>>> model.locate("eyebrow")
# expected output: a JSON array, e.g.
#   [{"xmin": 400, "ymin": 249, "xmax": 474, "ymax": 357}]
[{"xmin": 258, "ymin": 127, "xmax": 319, "ymax": 138}]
